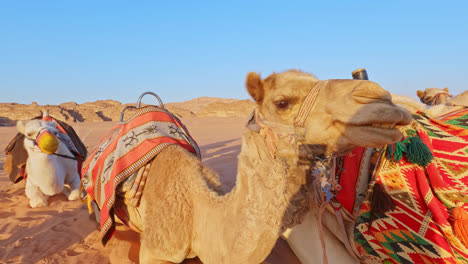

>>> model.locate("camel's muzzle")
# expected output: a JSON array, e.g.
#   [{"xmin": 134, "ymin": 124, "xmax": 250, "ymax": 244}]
[{"xmin": 36, "ymin": 129, "xmax": 59, "ymax": 154}]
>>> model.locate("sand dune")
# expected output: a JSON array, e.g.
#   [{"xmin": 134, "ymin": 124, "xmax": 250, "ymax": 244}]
[{"xmin": 0, "ymin": 116, "xmax": 300, "ymax": 264}]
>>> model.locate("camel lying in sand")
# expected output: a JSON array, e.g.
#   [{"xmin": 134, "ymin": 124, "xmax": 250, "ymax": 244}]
[
  {"xmin": 84, "ymin": 70, "xmax": 412, "ymax": 264},
  {"xmin": 391, "ymin": 92, "xmax": 467, "ymax": 118},
  {"xmin": 417, "ymin": 87, "xmax": 468, "ymax": 106},
  {"xmin": 17, "ymin": 119, "xmax": 82, "ymax": 207}
]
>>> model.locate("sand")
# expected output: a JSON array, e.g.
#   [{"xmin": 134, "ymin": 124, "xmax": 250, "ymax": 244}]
[{"xmin": 0, "ymin": 117, "xmax": 301, "ymax": 264}]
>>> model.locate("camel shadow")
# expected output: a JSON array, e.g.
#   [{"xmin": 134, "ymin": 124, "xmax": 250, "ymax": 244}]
[
  {"xmin": 199, "ymin": 139, "xmax": 240, "ymax": 158},
  {"xmin": 199, "ymin": 139, "xmax": 241, "ymax": 190}
]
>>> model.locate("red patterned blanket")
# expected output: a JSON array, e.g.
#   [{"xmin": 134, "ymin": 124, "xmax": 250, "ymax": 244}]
[
  {"xmin": 351, "ymin": 110, "xmax": 468, "ymax": 263},
  {"xmin": 81, "ymin": 106, "xmax": 199, "ymax": 245}
]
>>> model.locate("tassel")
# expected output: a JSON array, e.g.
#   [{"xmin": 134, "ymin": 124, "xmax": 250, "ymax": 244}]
[
  {"xmin": 453, "ymin": 202, "xmax": 468, "ymax": 248},
  {"xmin": 370, "ymin": 182, "xmax": 395, "ymax": 222},
  {"xmin": 405, "ymin": 136, "xmax": 433, "ymax": 167},
  {"xmin": 386, "ymin": 141, "xmax": 405, "ymax": 162},
  {"xmin": 86, "ymin": 194, "xmax": 94, "ymax": 214}
]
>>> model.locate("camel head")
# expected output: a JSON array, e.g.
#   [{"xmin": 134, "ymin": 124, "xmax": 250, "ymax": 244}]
[
  {"xmin": 246, "ymin": 70, "xmax": 412, "ymax": 155},
  {"xmin": 17, "ymin": 120, "xmax": 60, "ymax": 154},
  {"xmin": 417, "ymin": 87, "xmax": 451, "ymax": 105}
]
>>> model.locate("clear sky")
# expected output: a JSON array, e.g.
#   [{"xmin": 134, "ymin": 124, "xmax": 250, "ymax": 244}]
[{"xmin": 1, "ymin": 1, "xmax": 467, "ymax": 105}]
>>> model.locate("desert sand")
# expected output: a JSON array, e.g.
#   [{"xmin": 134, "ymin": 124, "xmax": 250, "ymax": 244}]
[{"xmin": 0, "ymin": 116, "xmax": 301, "ymax": 264}]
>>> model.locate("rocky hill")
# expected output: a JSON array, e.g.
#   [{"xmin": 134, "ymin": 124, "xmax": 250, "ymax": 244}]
[
  {"xmin": 166, "ymin": 97, "xmax": 255, "ymax": 117},
  {"xmin": 0, "ymin": 97, "xmax": 255, "ymax": 126}
]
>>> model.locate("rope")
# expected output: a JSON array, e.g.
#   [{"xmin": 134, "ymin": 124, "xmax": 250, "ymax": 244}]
[
  {"xmin": 430, "ymin": 92, "xmax": 452, "ymax": 105},
  {"xmin": 318, "ymin": 201, "xmax": 329, "ymax": 264},
  {"xmin": 294, "ymin": 80, "xmax": 328, "ymax": 127},
  {"xmin": 335, "ymin": 209, "xmax": 363, "ymax": 262}
]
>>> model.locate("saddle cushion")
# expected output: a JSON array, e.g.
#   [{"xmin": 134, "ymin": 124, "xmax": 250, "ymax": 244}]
[{"xmin": 81, "ymin": 106, "xmax": 199, "ymax": 245}]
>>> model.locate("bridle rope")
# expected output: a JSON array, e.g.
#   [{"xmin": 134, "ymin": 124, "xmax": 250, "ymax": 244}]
[
  {"xmin": 429, "ymin": 91, "xmax": 452, "ymax": 105},
  {"xmin": 294, "ymin": 80, "xmax": 327, "ymax": 127}
]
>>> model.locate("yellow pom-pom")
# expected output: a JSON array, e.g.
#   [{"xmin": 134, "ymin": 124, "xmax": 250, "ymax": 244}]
[{"xmin": 37, "ymin": 132, "xmax": 59, "ymax": 154}]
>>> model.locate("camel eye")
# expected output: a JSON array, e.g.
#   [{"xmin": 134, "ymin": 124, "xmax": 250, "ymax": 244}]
[
  {"xmin": 275, "ymin": 100, "xmax": 290, "ymax": 109},
  {"xmin": 27, "ymin": 132, "xmax": 34, "ymax": 138},
  {"xmin": 425, "ymin": 96, "xmax": 432, "ymax": 101}
]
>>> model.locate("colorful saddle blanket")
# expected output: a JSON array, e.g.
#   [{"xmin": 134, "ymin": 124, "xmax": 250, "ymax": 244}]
[
  {"xmin": 346, "ymin": 110, "xmax": 468, "ymax": 263},
  {"xmin": 81, "ymin": 106, "xmax": 200, "ymax": 245}
]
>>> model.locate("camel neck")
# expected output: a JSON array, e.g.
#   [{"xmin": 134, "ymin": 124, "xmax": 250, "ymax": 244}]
[
  {"xmin": 191, "ymin": 129, "xmax": 307, "ymax": 264},
  {"xmin": 220, "ymin": 130, "xmax": 305, "ymax": 262}
]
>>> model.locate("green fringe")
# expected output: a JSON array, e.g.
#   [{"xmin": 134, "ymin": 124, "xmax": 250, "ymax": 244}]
[
  {"xmin": 406, "ymin": 136, "xmax": 433, "ymax": 167},
  {"xmin": 386, "ymin": 141, "xmax": 405, "ymax": 162},
  {"xmin": 386, "ymin": 135, "xmax": 433, "ymax": 167}
]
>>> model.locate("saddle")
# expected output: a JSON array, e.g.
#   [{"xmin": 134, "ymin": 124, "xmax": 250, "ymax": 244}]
[{"xmin": 81, "ymin": 98, "xmax": 200, "ymax": 245}]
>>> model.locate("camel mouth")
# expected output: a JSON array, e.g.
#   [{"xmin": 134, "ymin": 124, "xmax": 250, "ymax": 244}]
[
  {"xmin": 344, "ymin": 115, "xmax": 411, "ymax": 131},
  {"xmin": 345, "ymin": 124, "xmax": 405, "ymax": 147},
  {"xmin": 347, "ymin": 122, "xmax": 404, "ymax": 135}
]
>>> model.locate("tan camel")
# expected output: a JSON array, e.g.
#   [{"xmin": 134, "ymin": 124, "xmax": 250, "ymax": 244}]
[
  {"xmin": 391, "ymin": 92, "xmax": 466, "ymax": 118},
  {"xmin": 106, "ymin": 70, "xmax": 412, "ymax": 264},
  {"xmin": 417, "ymin": 87, "xmax": 468, "ymax": 106}
]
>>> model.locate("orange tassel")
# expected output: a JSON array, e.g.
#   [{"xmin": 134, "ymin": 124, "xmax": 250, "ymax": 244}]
[{"xmin": 453, "ymin": 202, "xmax": 468, "ymax": 248}]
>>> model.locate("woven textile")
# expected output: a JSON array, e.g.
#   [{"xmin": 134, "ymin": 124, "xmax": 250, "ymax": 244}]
[
  {"xmin": 335, "ymin": 147, "xmax": 380, "ymax": 219},
  {"xmin": 81, "ymin": 106, "xmax": 199, "ymax": 245},
  {"xmin": 354, "ymin": 110, "xmax": 468, "ymax": 264}
]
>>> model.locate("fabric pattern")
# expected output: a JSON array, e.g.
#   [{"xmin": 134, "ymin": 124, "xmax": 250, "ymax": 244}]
[
  {"xmin": 81, "ymin": 106, "xmax": 200, "ymax": 245},
  {"xmin": 335, "ymin": 147, "xmax": 380, "ymax": 220},
  {"xmin": 353, "ymin": 110, "xmax": 468, "ymax": 264}
]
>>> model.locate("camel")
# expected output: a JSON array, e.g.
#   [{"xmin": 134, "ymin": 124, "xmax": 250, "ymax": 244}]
[
  {"xmin": 417, "ymin": 87, "xmax": 468, "ymax": 107},
  {"xmin": 83, "ymin": 70, "xmax": 412, "ymax": 264},
  {"xmin": 391, "ymin": 92, "xmax": 467, "ymax": 118},
  {"xmin": 17, "ymin": 119, "xmax": 82, "ymax": 207}
]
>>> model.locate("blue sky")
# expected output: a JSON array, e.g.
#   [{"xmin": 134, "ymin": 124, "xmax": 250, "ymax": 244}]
[{"xmin": 1, "ymin": 1, "xmax": 467, "ymax": 105}]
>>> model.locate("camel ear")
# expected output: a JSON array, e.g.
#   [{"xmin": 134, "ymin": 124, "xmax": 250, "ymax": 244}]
[
  {"xmin": 17, "ymin": 120, "xmax": 27, "ymax": 134},
  {"xmin": 443, "ymin": 87, "xmax": 449, "ymax": 92},
  {"xmin": 416, "ymin": 90, "xmax": 425, "ymax": 99},
  {"xmin": 246, "ymin": 72, "xmax": 264, "ymax": 103}
]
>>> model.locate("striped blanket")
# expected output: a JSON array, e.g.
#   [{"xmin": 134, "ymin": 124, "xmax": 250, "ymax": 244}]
[{"xmin": 81, "ymin": 106, "xmax": 200, "ymax": 245}]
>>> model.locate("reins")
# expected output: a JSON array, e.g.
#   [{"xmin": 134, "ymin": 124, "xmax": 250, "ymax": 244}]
[{"xmin": 50, "ymin": 152, "xmax": 85, "ymax": 161}]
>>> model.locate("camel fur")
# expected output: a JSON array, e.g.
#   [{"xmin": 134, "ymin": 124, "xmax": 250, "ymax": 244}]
[
  {"xmin": 106, "ymin": 70, "xmax": 412, "ymax": 264},
  {"xmin": 17, "ymin": 119, "xmax": 81, "ymax": 208}
]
